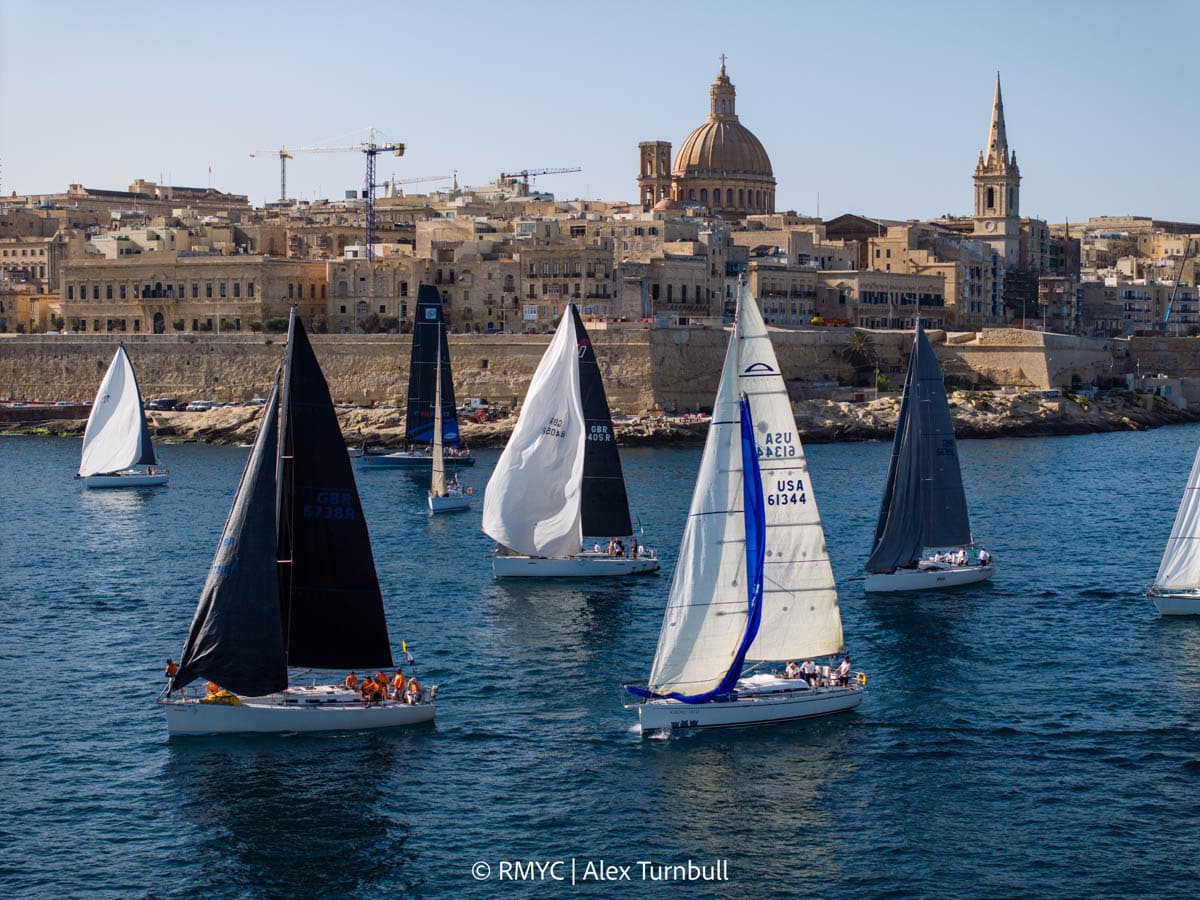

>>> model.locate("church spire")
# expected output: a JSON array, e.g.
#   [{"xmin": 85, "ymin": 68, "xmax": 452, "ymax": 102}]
[
  {"xmin": 709, "ymin": 55, "xmax": 736, "ymax": 120},
  {"xmin": 985, "ymin": 72, "xmax": 1009, "ymax": 167}
]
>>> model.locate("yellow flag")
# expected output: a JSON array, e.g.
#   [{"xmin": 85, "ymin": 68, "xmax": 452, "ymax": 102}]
[{"xmin": 402, "ymin": 640, "xmax": 408, "ymax": 654}]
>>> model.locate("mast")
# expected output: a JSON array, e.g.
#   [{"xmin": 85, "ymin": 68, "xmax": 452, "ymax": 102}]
[{"xmin": 431, "ymin": 324, "xmax": 446, "ymax": 498}]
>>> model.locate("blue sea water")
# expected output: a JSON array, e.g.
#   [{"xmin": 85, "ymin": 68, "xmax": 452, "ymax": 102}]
[{"xmin": 3, "ymin": 427, "xmax": 1200, "ymax": 898}]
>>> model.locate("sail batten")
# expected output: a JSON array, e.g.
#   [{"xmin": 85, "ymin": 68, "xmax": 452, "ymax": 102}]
[{"xmin": 79, "ymin": 346, "xmax": 158, "ymax": 476}]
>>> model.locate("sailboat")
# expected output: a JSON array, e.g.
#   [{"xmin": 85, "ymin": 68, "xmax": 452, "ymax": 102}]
[
  {"xmin": 429, "ymin": 322, "xmax": 472, "ymax": 513},
  {"xmin": 1149, "ymin": 442, "xmax": 1200, "ymax": 615},
  {"xmin": 78, "ymin": 345, "xmax": 169, "ymax": 488},
  {"xmin": 359, "ymin": 284, "xmax": 474, "ymax": 471},
  {"xmin": 863, "ymin": 321, "xmax": 994, "ymax": 592},
  {"xmin": 482, "ymin": 303, "xmax": 659, "ymax": 578},
  {"xmin": 159, "ymin": 310, "xmax": 435, "ymax": 735},
  {"xmin": 623, "ymin": 282, "xmax": 862, "ymax": 734}
]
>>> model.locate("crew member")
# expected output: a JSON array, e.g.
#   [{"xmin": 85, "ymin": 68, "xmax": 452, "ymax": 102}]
[{"xmin": 344, "ymin": 671, "xmax": 359, "ymax": 690}]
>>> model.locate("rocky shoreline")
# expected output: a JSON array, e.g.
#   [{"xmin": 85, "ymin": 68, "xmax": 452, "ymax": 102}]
[{"xmin": 5, "ymin": 389, "xmax": 1198, "ymax": 447}]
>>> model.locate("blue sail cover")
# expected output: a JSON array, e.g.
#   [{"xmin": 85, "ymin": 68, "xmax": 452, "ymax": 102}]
[
  {"xmin": 628, "ymin": 397, "xmax": 765, "ymax": 703},
  {"xmin": 865, "ymin": 322, "xmax": 972, "ymax": 573}
]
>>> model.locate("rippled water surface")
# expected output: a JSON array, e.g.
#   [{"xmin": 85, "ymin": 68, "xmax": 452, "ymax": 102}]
[{"xmin": 3, "ymin": 427, "xmax": 1200, "ymax": 897}]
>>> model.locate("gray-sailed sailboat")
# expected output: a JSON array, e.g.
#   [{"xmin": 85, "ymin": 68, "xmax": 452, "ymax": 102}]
[
  {"xmin": 160, "ymin": 310, "xmax": 434, "ymax": 734},
  {"xmin": 864, "ymin": 321, "xmax": 994, "ymax": 592}
]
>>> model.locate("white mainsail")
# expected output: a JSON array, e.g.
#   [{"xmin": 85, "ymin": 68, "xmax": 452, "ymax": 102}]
[
  {"xmin": 482, "ymin": 312, "xmax": 585, "ymax": 558},
  {"xmin": 430, "ymin": 330, "xmax": 446, "ymax": 498},
  {"xmin": 1154, "ymin": 444, "xmax": 1200, "ymax": 592},
  {"xmin": 647, "ymin": 284, "xmax": 843, "ymax": 696},
  {"xmin": 79, "ymin": 345, "xmax": 152, "ymax": 478}
]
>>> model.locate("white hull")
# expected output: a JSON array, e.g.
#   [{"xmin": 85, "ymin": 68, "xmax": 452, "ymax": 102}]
[
  {"xmin": 83, "ymin": 470, "xmax": 170, "ymax": 489},
  {"xmin": 632, "ymin": 679, "xmax": 863, "ymax": 734},
  {"xmin": 359, "ymin": 451, "xmax": 473, "ymax": 470},
  {"xmin": 865, "ymin": 562, "xmax": 994, "ymax": 593},
  {"xmin": 492, "ymin": 552, "xmax": 660, "ymax": 578},
  {"xmin": 1151, "ymin": 590, "xmax": 1200, "ymax": 616},
  {"xmin": 429, "ymin": 492, "xmax": 472, "ymax": 513},
  {"xmin": 160, "ymin": 685, "xmax": 435, "ymax": 735}
]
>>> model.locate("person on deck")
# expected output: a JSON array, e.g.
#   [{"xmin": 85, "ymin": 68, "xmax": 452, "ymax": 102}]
[
  {"xmin": 405, "ymin": 675, "xmax": 422, "ymax": 705},
  {"xmin": 206, "ymin": 681, "xmax": 220, "ymax": 698},
  {"xmin": 344, "ymin": 671, "xmax": 359, "ymax": 690},
  {"xmin": 164, "ymin": 659, "xmax": 178, "ymax": 695},
  {"xmin": 392, "ymin": 670, "xmax": 406, "ymax": 696},
  {"xmin": 834, "ymin": 656, "xmax": 852, "ymax": 687},
  {"xmin": 374, "ymin": 672, "xmax": 389, "ymax": 693},
  {"xmin": 800, "ymin": 659, "xmax": 817, "ymax": 685},
  {"xmin": 978, "ymin": 547, "xmax": 992, "ymax": 566},
  {"xmin": 784, "ymin": 661, "xmax": 800, "ymax": 679}
]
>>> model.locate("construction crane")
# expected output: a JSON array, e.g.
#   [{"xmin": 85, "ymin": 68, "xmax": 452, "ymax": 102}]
[
  {"xmin": 249, "ymin": 147, "xmax": 294, "ymax": 202},
  {"xmin": 498, "ymin": 166, "xmax": 581, "ymax": 196},
  {"xmin": 383, "ymin": 173, "xmax": 453, "ymax": 198},
  {"xmin": 1162, "ymin": 238, "xmax": 1197, "ymax": 334}
]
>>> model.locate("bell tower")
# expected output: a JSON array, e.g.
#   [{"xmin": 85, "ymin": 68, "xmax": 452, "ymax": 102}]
[
  {"xmin": 973, "ymin": 73, "xmax": 1021, "ymax": 261},
  {"xmin": 638, "ymin": 141, "xmax": 672, "ymax": 212}
]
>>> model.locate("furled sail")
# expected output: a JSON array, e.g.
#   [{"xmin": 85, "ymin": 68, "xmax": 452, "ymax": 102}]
[
  {"xmin": 79, "ymin": 345, "xmax": 157, "ymax": 477},
  {"xmin": 277, "ymin": 313, "xmax": 394, "ymax": 670},
  {"xmin": 1153, "ymin": 445, "xmax": 1200, "ymax": 592},
  {"xmin": 172, "ymin": 375, "xmax": 287, "ymax": 697},
  {"xmin": 866, "ymin": 322, "xmax": 972, "ymax": 573},
  {"xmin": 482, "ymin": 310, "xmax": 585, "ymax": 558},
  {"xmin": 431, "ymin": 328, "xmax": 447, "ymax": 498},
  {"xmin": 406, "ymin": 285, "xmax": 460, "ymax": 446},
  {"xmin": 572, "ymin": 305, "xmax": 633, "ymax": 538},
  {"xmin": 646, "ymin": 285, "xmax": 843, "ymax": 697}
]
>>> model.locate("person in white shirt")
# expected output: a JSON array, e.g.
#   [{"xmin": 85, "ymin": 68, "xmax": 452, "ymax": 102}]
[
  {"xmin": 834, "ymin": 655, "xmax": 852, "ymax": 686},
  {"xmin": 978, "ymin": 547, "xmax": 992, "ymax": 566},
  {"xmin": 784, "ymin": 660, "xmax": 801, "ymax": 680},
  {"xmin": 799, "ymin": 659, "xmax": 817, "ymax": 685}
]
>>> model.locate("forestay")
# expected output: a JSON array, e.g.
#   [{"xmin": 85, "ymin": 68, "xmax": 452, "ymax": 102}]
[
  {"xmin": 1154, "ymin": 444, "xmax": 1200, "ymax": 591},
  {"xmin": 79, "ymin": 346, "xmax": 157, "ymax": 477},
  {"xmin": 866, "ymin": 321, "xmax": 971, "ymax": 573},
  {"xmin": 482, "ymin": 311, "xmax": 585, "ymax": 558},
  {"xmin": 646, "ymin": 285, "xmax": 843, "ymax": 697}
]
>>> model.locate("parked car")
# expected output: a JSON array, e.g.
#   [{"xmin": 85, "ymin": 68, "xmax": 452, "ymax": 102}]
[
  {"xmin": 145, "ymin": 398, "xmax": 179, "ymax": 411},
  {"xmin": 185, "ymin": 401, "xmax": 214, "ymax": 412}
]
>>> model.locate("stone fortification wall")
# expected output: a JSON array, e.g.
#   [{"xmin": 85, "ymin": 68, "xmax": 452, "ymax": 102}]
[{"xmin": 0, "ymin": 326, "xmax": 1124, "ymax": 409}]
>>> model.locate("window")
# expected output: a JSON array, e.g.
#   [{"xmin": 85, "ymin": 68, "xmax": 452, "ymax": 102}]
[
  {"xmin": 220, "ymin": 282, "xmax": 227, "ymax": 298},
  {"xmin": 248, "ymin": 282, "xmax": 255, "ymax": 298},
  {"xmin": 192, "ymin": 283, "xmax": 199, "ymax": 298},
  {"xmin": 400, "ymin": 281, "xmax": 408, "ymax": 296},
  {"xmin": 93, "ymin": 286, "xmax": 99, "ymax": 300},
  {"xmin": 340, "ymin": 305, "xmax": 347, "ymax": 314},
  {"xmin": 206, "ymin": 283, "xmax": 213, "ymax": 299},
  {"xmin": 67, "ymin": 286, "xmax": 73, "ymax": 300},
  {"xmin": 120, "ymin": 284, "xmax": 127, "ymax": 300},
  {"xmin": 106, "ymin": 285, "xmax": 112, "ymax": 300},
  {"xmin": 379, "ymin": 304, "xmax": 386, "ymax": 313},
  {"xmin": 233, "ymin": 282, "xmax": 241, "ymax": 298}
]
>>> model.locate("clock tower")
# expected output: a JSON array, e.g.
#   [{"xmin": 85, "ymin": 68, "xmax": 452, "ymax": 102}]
[{"xmin": 973, "ymin": 73, "xmax": 1020, "ymax": 261}]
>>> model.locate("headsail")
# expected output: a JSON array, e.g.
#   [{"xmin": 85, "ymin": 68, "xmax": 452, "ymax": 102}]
[
  {"xmin": 431, "ymin": 326, "xmax": 447, "ymax": 498},
  {"xmin": 406, "ymin": 285, "xmax": 460, "ymax": 446},
  {"xmin": 482, "ymin": 310, "xmax": 585, "ymax": 558},
  {"xmin": 172, "ymin": 374, "xmax": 286, "ymax": 697},
  {"xmin": 1153, "ymin": 445, "xmax": 1200, "ymax": 592},
  {"xmin": 866, "ymin": 322, "xmax": 971, "ymax": 573},
  {"xmin": 645, "ymin": 284, "xmax": 843, "ymax": 697},
  {"xmin": 572, "ymin": 305, "xmax": 633, "ymax": 538},
  {"xmin": 79, "ymin": 345, "xmax": 157, "ymax": 477},
  {"xmin": 277, "ymin": 312, "xmax": 394, "ymax": 670}
]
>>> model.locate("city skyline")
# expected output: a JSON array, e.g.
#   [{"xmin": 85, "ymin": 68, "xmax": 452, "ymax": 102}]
[{"xmin": 1, "ymin": 0, "xmax": 1196, "ymax": 224}]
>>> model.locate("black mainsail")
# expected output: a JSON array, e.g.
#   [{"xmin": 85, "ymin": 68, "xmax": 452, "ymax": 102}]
[
  {"xmin": 572, "ymin": 305, "xmax": 633, "ymax": 538},
  {"xmin": 173, "ymin": 312, "xmax": 394, "ymax": 695},
  {"xmin": 866, "ymin": 321, "xmax": 972, "ymax": 574},
  {"xmin": 406, "ymin": 285, "xmax": 461, "ymax": 447}
]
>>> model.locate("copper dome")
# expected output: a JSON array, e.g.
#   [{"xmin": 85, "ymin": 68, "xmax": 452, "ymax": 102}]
[{"xmin": 672, "ymin": 118, "xmax": 774, "ymax": 179}]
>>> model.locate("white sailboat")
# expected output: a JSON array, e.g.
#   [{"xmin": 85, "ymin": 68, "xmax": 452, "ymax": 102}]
[
  {"xmin": 78, "ymin": 345, "xmax": 169, "ymax": 488},
  {"xmin": 623, "ymin": 283, "xmax": 863, "ymax": 735},
  {"xmin": 159, "ymin": 311, "xmax": 434, "ymax": 735},
  {"xmin": 863, "ymin": 321, "xmax": 994, "ymax": 592},
  {"xmin": 483, "ymin": 303, "xmax": 659, "ymax": 578},
  {"xmin": 429, "ymin": 323, "xmax": 472, "ymax": 514},
  {"xmin": 1149, "ymin": 442, "xmax": 1200, "ymax": 615}
]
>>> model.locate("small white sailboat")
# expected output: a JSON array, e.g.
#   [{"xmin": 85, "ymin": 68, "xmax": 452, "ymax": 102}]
[
  {"xmin": 864, "ymin": 321, "xmax": 994, "ymax": 593},
  {"xmin": 359, "ymin": 284, "xmax": 474, "ymax": 471},
  {"xmin": 1149, "ymin": 442, "xmax": 1200, "ymax": 615},
  {"xmin": 78, "ymin": 345, "xmax": 169, "ymax": 488},
  {"xmin": 429, "ymin": 323, "xmax": 472, "ymax": 514},
  {"xmin": 482, "ymin": 303, "xmax": 659, "ymax": 578},
  {"xmin": 160, "ymin": 310, "xmax": 434, "ymax": 735},
  {"xmin": 623, "ymin": 283, "xmax": 863, "ymax": 735}
]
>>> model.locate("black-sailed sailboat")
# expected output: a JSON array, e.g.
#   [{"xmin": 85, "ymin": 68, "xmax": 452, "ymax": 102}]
[
  {"xmin": 160, "ymin": 310, "xmax": 435, "ymax": 734},
  {"xmin": 482, "ymin": 303, "xmax": 659, "ymax": 577},
  {"xmin": 863, "ymin": 320, "xmax": 994, "ymax": 592},
  {"xmin": 359, "ymin": 284, "xmax": 474, "ymax": 471}
]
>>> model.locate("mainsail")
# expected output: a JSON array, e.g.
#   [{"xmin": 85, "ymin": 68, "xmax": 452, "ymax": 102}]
[
  {"xmin": 866, "ymin": 321, "xmax": 971, "ymax": 573},
  {"xmin": 1153, "ymin": 445, "xmax": 1200, "ymax": 592},
  {"xmin": 431, "ymin": 327, "xmax": 447, "ymax": 498},
  {"xmin": 79, "ymin": 345, "xmax": 157, "ymax": 477},
  {"xmin": 573, "ymin": 305, "xmax": 633, "ymax": 538},
  {"xmin": 646, "ymin": 285, "xmax": 843, "ymax": 697},
  {"xmin": 278, "ymin": 313, "xmax": 393, "ymax": 669},
  {"xmin": 482, "ymin": 310, "xmax": 585, "ymax": 558},
  {"xmin": 406, "ymin": 285, "xmax": 460, "ymax": 446},
  {"xmin": 172, "ymin": 375, "xmax": 287, "ymax": 696}
]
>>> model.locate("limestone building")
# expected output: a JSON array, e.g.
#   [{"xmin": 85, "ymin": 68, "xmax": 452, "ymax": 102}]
[{"xmin": 638, "ymin": 60, "xmax": 776, "ymax": 218}]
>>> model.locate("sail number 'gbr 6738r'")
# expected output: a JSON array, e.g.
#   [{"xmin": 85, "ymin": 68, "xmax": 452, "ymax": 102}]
[{"xmin": 303, "ymin": 491, "xmax": 357, "ymax": 520}]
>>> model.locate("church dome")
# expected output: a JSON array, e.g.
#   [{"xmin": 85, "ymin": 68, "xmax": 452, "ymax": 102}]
[{"xmin": 673, "ymin": 119, "xmax": 773, "ymax": 179}]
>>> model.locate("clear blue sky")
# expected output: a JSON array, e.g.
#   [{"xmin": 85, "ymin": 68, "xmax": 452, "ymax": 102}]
[{"xmin": 2, "ymin": 0, "xmax": 1196, "ymax": 224}]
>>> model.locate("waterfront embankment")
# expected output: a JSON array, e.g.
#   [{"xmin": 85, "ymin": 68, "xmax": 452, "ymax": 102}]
[{"xmin": 4, "ymin": 388, "xmax": 1195, "ymax": 447}]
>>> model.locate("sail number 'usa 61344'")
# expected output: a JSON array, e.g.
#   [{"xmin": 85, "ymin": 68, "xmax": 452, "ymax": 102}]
[
  {"xmin": 768, "ymin": 478, "xmax": 806, "ymax": 506},
  {"xmin": 758, "ymin": 432, "xmax": 796, "ymax": 458}
]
